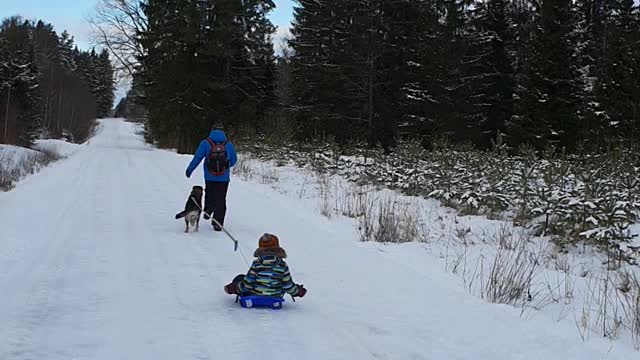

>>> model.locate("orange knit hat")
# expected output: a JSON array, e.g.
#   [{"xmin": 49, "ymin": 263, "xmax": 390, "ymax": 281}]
[{"xmin": 259, "ymin": 233, "xmax": 280, "ymax": 249}]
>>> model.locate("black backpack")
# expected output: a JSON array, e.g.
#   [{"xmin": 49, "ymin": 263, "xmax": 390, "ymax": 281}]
[{"xmin": 205, "ymin": 138, "xmax": 229, "ymax": 176}]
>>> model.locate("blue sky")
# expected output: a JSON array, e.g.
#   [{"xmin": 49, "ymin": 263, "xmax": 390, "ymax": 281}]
[
  {"xmin": 1, "ymin": 0, "xmax": 100, "ymax": 49},
  {"xmin": 272, "ymin": 0, "xmax": 295, "ymax": 30},
  {"xmin": 0, "ymin": 0, "xmax": 295, "ymax": 50},
  {"xmin": 0, "ymin": 0, "xmax": 295, "ymax": 103}
]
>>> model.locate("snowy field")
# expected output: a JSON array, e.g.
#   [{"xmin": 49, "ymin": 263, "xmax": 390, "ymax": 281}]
[
  {"xmin": 0, "ymin": 119, "xmax": 637, "ymax": 359},
  {"xmin": 239, "ymin": 153, "xmax": 640, "ymax": 352}
]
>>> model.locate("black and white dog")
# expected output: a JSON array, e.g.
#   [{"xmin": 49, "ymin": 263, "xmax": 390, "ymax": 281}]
[{"xmin": 175, "ymin": 185, "xmax": 204, "ymax": 233}]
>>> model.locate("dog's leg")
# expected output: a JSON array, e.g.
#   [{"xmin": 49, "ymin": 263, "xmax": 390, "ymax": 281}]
[
  {"xmin": 185, "ymin": 219, "xmax": 189, "ymax": 233},
  {"xmin": 195, "ymin": 216, "xmax": 199, "ymax": 232}
]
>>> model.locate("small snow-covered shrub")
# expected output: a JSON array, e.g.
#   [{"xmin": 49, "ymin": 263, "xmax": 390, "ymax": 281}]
[
  {"xmin": 632, "ymin": 280, "xmax": 640, "ymax": 349},
  {"xmin": 0, "ymin": 146, "xmax": 60, "ymax": 191},
  {"xmin": 335, "ymin": 185, "xmax": 371, "ymax": 218},
  {"xmin": 259, "ymin": 166, "xmax": 279, "ymax": 185},
  {"xmin": 240, "ymin": 135, "xmax": 640, "ymax": 262},
  {"xmin": 233, "ymin": 158, "xmax": 254, "ymax": 181},
  {"xmin": 357, "ymin": 194, "xmax": 425, "ymax": 243},
  {"xmin": 317, "ymin": 173, "xmax": 333, "ymax": 218},
  {"xmin": 616, "ymin": 271, "xmax": 640, "ymax": 349},
  {"xmin": 484, "ymin": 232, "xmax": 543, "ymax": 306},
  {"xmin": 0, "ymin": 163, "xmax": 16, "ymax": 191},
  {"xmin": 573, "ymin": 268, "xmax": 640, "ymax": 346}
]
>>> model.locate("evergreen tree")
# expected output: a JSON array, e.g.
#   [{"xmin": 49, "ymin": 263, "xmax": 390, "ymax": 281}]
[
  {"xmin": 114, "ymin": 95, "xmax": 128, "ymax": 118},
  {"xmin": 1, "ymin": 17, "xmax": 111, "ymax": 145},
  {"xmin": 594, "ymin": 0, "xmax": 640, "ymax": 145},
  {"xmin": 138, "ymin": 0, "xmax": 277, "ymax": 152},
  {"xmin": 0, "ymin": 18, "xmax": 40, "ymax": 146},
  {"xmin": 291, "ymin": 0, "xmax": 436, "ymax": 148},
  {"xmin": 574, "ymin": 0, "xmax": 607, "ymax": 148},
  {"xmin": 95, "ymin": 49, "xmax": 115, "ymax": 118},
  {"xmin": 290, "ymin": 0, "xmax": 353, "ymax": 142},
  {"xmin": 510, "ymin": 0, "xmax": 582, "ymax": 150},
  {"xmin": 461, "ymin": 0, "xmax": 514, "ymax": 147}
]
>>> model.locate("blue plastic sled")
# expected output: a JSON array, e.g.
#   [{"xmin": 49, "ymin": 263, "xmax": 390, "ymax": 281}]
[{"xmin": 239, "ymin": 296, "xmax": 285, "ymax": 310}]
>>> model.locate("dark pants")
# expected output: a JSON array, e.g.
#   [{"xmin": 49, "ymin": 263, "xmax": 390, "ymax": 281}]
[{"xmin": 205, "ymin": 181, "xmax": 229, "ymax": 228}]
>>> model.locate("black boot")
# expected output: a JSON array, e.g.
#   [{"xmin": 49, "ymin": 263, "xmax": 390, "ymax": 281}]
[{"xmin": 212, "ymin": 219, "xmax": 222, "ymax": 231}]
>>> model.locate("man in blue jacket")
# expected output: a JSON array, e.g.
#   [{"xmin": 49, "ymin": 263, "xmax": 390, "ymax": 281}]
[{"xmin": 186, "ymin": 124, "xmax": 238, "ymax": 231}]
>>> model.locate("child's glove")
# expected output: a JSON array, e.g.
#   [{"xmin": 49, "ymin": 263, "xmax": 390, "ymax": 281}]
[
  {"xmin": 185, "ymin": 169, "xmax": 192, "ymax": 178},
  {"xmin": 224, "ymin": 282, "xmax": 238, "ymax": 295},
  {"xmin": 293, "ymin": 285, "xmax": 307, "ymax": 298}
]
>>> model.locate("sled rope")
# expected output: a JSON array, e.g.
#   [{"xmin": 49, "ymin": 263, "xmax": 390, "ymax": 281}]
[{"xmin": 190, "ymin": 197, "xmax": 250, "ymax": 267}]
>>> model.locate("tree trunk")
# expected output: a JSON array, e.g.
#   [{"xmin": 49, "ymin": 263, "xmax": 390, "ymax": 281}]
[
  {"xmin": 45, "ymin": 63, "xmax": 54, "ymax": 129},
  {"xmin": 56, "ymin": 85, "xmax": 63, "ymax": 133},
  {"xmin": 368, "ymin": 57, "xmax": 374, "ymax": 143},
  {"xmin": 4, "ymin": 86, "xmax": 11, "ymax": 144},
  {"xmin": 69, "ymin": 104, "xmax": 75, "ymax": 130}
]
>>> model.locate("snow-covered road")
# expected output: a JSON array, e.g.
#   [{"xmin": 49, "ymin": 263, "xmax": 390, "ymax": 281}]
[{"xmin": 0, "ymin": 119, "xmax": 632, "ymax": 359}]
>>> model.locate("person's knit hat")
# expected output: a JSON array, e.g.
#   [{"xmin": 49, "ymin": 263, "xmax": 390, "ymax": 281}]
[
  {"xmin": 211, "ymin": 122, "xmax": 225, "ymax": 130},
  {"xmin": 259, "ymin": 233, "xmax": 280, "ymax": 249}
]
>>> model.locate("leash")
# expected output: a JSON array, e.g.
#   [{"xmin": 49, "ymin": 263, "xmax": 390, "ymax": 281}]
[{"xmin": 190, "ymin": 197, "xmax": 251, "ymax": 267}]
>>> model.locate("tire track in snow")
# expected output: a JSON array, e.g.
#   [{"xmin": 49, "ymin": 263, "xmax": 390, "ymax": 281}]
[
  {"xmin": 115, "ymin": 145, "xmax": 215, "ymax": 360},
  {"xmin": 3, "ymin": 120, "xmax": 633, "ymax": 360},
  {"xmin": 146, "ymin": 148, "xmax": 381, "ymax": 359},
  {"xmin": 144, "ymin": 151, "xmax": 298, "ymax": 359},
  {"xmin": 0, "ymin": 148, "xmax": 92, "ymax": 287},
  {"xmin": 0, "ymin": 148, "xmax": 97, "ymax": 360}
]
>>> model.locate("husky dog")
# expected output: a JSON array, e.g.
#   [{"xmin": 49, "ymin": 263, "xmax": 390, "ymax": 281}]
[{"xmin": 175, "ymin": 185, "xmax": 204, "ymax": 233}]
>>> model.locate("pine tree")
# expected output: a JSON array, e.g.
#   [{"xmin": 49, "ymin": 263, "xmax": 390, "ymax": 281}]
[
  {"xmin": 429, "ymin": 0, "xmax": 467, "ymax": 143},
  {"xmin": 594, "ymin": 0, "xmax": 640, "ymax": 145},
  {"xmin": 574, "ymin": 0, "xmax": 607, "ymax": 148},
  {"xmin": 235, "ymin": 0, "xmax": 277, "ymax": 131},
  {"xmin": 291, "ymin": 0, "xmax": 354, "ymax": 142},
  {"xmin": 114, "ymin": 96, "xmax": 128, "ymax": 118},
  {"xmin": 461, "ymin": 0, "xmax": 514, "ymax": 147},
  {"xmin": 291, "ymin": 0, "xmax": 436, "ymax": 147},
  {"xmin": 95, "ymin": 49, "xmax": 115, "ymax": 118},
  {"xmin": 396, "ymin": 1, "xmax": 441, "ymax": 142},
  {"xmin": 57, "ymin": 30, "xmax": 77, "ymax": 72},
  {"xmin": 0, "ymin": 17, "xmax": 107, "ymax": 145},
  {"xmin": 510, "ymin": 0, "xmax": 582, "ymax": 150},
  {"xmin": 139, "ymin": 0, "xmax": 198, "ymax": 149},
  {"xmin": 138, "ymin": 0, "xmax": 277, "ymax": 151},
  {"xmin": 0, "ymin": 17, "xmax": 40, "ymax": 146}
]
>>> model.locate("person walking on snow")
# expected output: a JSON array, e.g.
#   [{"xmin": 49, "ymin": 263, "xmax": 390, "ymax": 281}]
[
  {"xmin": 224, "ymin": 233, "xmax": 307, "ymax": 299},
  {"xmin": 185, "ymin": 123, "xmax": 237, "ymax": 231}
]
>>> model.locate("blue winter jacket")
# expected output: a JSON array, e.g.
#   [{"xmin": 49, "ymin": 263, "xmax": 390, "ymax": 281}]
[{"xmin": 186, "ymin": 130, "xmax": 238, "ymax": 182}]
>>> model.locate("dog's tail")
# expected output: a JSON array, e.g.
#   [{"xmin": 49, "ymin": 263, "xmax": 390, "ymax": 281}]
[{"xmin": 175, "ymin": 210, "xmax": 186, "ymax": 219}]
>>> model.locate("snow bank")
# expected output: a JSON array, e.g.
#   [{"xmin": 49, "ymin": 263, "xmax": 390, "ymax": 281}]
[
  {"xmin": 241, "ymin": 141, "xmax": 640, "ymax": 261},
  {"xmin": 0, "ymin": 145, "xmax": 42, "ymax": 172},
  {"xmin": 236, "ymin": 153, "xmax": 640, "ymax": 352},
  {"xmin": 33, "ymin": 139, "xmax": 82, "ymax": 158},
  {"xmin": 0, "ymin": 138, "xmax": 78, "ymax": 191}
]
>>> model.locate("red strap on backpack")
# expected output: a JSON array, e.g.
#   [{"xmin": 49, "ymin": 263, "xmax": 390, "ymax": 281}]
[
  {"xmin": 205, "ymin": 137, "xmax": 228, "ymax": 147},
  {"xmin": 204, "ymin": 137, "xmax": 228, "ymax": 176}
]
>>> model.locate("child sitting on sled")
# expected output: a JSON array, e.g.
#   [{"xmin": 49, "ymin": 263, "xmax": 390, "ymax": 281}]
[{"xmin": 224, "ymin": 233, "xmax": 307, "ymax": 299}]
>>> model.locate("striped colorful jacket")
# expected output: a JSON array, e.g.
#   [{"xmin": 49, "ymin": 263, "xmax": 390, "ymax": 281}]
[{"xmin": 237, "ymin": 247, "xmax": 299, "ymax": 298}]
